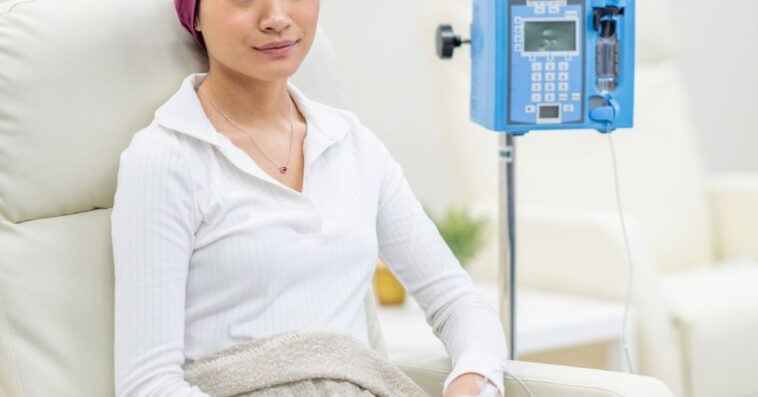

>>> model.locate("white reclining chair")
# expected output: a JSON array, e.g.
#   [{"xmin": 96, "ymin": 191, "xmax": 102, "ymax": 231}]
[
  {"xmin": 422, "ymin": 1, "xmax": 758, "ymax": 397},
  {"xmin": 0, "ymin": 1, "xmax": 674, "ymax": 396}
]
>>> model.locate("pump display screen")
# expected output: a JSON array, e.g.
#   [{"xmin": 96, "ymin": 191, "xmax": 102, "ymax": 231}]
[
  {"xmin": 539, "ymin": 105, "xmax": 560, "ymax": 119},
  {"xmin": 524, "ymin": 21, "xmax": 576, "ymax": 52}
]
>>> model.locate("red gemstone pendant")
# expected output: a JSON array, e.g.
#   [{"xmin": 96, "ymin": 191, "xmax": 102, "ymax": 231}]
[{"xmin": 279, "ymin": 166, "xmax": 288, "ymax": 174}]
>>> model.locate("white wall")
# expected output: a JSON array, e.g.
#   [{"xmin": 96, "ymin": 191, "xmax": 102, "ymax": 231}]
[
  {"xmin": 318, "ymin": 0, "xmax": 458, "ymax": 215},
  {"xmin": 669, "ymin": 0, "xmax": 758, "ymax": 172}
]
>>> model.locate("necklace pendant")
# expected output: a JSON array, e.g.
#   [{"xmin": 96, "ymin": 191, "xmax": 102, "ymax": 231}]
[{"xmin": 279, "ymin": 166, "xmax": 288, "ymax": 174}]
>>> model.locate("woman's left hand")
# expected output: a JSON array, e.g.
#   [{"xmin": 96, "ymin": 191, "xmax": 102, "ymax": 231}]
[{"xmin": 443, "ymin": 372, "xmax": 502, "ymax": 397}]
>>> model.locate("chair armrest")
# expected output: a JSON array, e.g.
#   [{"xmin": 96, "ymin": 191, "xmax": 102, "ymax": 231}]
[
  {"xmin": 707, "ymin": 173, "xmax": 758, "ymax": 261},
  {"xmin": 389, "ymin": 351, "xmax": 674, "ymax": 397}
]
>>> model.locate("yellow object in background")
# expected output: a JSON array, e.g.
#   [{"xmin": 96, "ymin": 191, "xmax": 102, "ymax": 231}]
[{"xmin": 374, "ymin": 261, "xmax": 405, "ymax": 305}]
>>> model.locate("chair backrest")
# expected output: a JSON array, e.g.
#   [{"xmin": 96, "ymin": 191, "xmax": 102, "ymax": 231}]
[{"xmin": 0, "ymin": 1, "xmax": 385, "ymax": 396}]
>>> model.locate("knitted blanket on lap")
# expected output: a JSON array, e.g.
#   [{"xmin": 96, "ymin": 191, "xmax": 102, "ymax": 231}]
[{"xmin": 182, "ymin": 328, "xmax": 431, "ymax": 397}]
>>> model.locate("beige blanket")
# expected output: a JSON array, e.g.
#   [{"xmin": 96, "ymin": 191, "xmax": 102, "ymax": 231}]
[{"xmin": 182, "ymin": 328, "xmax": 431, "ymax": 397}]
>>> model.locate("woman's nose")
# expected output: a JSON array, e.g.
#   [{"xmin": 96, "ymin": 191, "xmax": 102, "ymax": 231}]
[{"xmin": 259, "ymin": 0, "xmax": 291, "ymax": 34}]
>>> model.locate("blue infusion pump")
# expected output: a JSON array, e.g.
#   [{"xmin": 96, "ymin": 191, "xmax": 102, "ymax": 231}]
[{"xmin": 438, "ymin": 0, "xmax": 635, "ymax": 134}]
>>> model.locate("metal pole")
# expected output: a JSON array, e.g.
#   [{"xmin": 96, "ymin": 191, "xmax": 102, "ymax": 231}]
[{"xmin": 498, "ymin": 133, "xmax": 517, "ymax": 360}]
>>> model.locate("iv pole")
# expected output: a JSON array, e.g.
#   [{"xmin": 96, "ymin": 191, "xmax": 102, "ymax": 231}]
[{"xmin": 498, "ymin": 133, "xmax": 517, "ymax": 361}]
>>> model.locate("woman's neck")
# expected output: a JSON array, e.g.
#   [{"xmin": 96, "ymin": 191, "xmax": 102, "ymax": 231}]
[{"xmin": 197, "ymin": 65, "xmax": 293, "ymax": 130}]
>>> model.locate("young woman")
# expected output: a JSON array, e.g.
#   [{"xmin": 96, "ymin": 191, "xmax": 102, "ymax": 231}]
[{"xmin": 111, "ymin": 0, "xmax": 507, "ymax": 395}]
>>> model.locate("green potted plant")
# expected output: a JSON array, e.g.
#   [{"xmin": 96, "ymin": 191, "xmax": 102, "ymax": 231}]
[
  {"xmin": 374, "ymin": 203, "xmax": 492, "ymax": 305},
  {"xmin": 423, "ymin": 204, "xmax": 492, "ymax": 268}
]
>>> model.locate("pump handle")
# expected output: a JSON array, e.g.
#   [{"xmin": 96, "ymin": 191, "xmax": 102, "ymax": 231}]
[{"xmin": 436, "ymin": 24, "xmax": 470, "ymax": 59}]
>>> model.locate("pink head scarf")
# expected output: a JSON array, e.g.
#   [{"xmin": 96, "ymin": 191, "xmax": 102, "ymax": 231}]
[{"xmin": 174, "ymin": 0, "xmax": 205, "ymax": 51}]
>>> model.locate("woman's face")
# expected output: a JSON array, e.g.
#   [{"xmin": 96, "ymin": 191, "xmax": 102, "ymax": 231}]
[{"xmin": 196, "ymin": 0, "xmax": 320, "ymax": 82}]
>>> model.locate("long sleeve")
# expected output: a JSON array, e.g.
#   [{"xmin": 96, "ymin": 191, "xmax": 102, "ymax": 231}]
[
  {"xmin": 111, "ymin": 134, "xmax": 210, "ymax": 397},
  {"xmin": 374, "ymin": 135, "xmax": 509, "ymax": 397}
]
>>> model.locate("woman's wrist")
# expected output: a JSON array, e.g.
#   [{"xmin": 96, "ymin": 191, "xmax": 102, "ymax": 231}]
[{"xmin": 443, "ymin": 372, "xmax": 502, "ymax": 397}]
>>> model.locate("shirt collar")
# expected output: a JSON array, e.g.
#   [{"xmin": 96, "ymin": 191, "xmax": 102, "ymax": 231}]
[
  {"xmin": 153, "ymin": 72, "xmax": 349, "ymax": 195},
  {"xmin": 154, "ymin": 72, "xmax": 348, "ymax": 148}
]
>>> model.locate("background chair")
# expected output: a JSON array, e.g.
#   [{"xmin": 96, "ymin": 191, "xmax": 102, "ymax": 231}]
[
  {"xmin": 0, "ymin": 0, "xmax": 673, "ymax": 396},
  {"xmin": 421, "ymin": 1, "xmax": 758, "ymax": 397}
]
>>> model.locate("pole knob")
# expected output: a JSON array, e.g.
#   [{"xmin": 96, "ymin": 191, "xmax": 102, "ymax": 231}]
[{"xmin": 436, "ymin": 24, "xmax": 469, "ymax": 59}]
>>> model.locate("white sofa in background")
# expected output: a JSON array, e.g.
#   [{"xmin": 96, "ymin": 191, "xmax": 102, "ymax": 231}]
[
  {"xmin": 0, "ymin": 1, "xmax": 674, "ymax": 396},
  {"xmin": 423, "ymin": 1, "xmax": 758, "ymax": 397}
]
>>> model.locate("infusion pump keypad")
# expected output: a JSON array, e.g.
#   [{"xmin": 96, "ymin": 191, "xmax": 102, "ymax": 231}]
[{"xmin": 509, "ymin": 2, "xmax": 583, "ymax": 125}]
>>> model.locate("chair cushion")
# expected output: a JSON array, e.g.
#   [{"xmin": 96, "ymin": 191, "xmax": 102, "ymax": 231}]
[
  {"xmin": 0, "ymin": 210, "xmax": 115, "ymax": 396},
  {"xmin": 0, "ymin": 0, "xmax": 208, "ymax": 224},
  {"xmin": 661, "ymin": 261, "xmax": 758, "ymax": 397}
]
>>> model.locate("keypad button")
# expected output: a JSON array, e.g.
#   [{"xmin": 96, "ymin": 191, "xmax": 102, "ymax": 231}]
[
  {"xmin": 545, "ymin": 93, "xmax": 556, "ymax": 102},
  {"xmin": 531, "ymin": 83, "xmax": 542, "ymax": 92},
  {"xmin": 515, "ymin": 43, "xmax": 523, "ymax": 52},
  {"xmin": 531, "ymin": 63, "xmax": 542, "ymax": 71},
  {"xmin": 558, "ymin": 82, "xmax": 569, "ymax": 91},
  {"xmin": 548, "ymin": 6, "xmax": 560, "ymax": 13},
  {"xmin": 545, "ymin": 72, "xmax": 556, "ymax": 81},
  {"xmin": 545, "ymin": 83, "xmax": 556, "ymax": 91},
  {"xmin": 559, "ymin": 93, "xmax": 569, "ymax": 101},
  {"xmin": 559, "ymin": 62, "xmax": 569, "ymax": 71},
  {"xmin": 531, "ymin": 93, "xmax": 542, "ymax": 102},
  {"xmin": 563, "ymin": 104, "xmax": 575, "ymax": 112},
  {"xmin": 571, "ymin": 92, "xmax": 581, "ymax": 101},
  {"xmin": 545, "ymin": 62, "xmax": 556, "ymax": 71},
  {"xmin": 559, "ymin": 72, "xmax": 569, "ymax": 81},
  {"xmin": 535, "ymin": 6, "xmax": 546, "ymax": 14},
  {"xmin": 525, "ymin": 105, "xmax": 536, "ymax": 113},
  {"xmin": 531, "ymin": 73, "xmax": 542, "ymax": 81}
]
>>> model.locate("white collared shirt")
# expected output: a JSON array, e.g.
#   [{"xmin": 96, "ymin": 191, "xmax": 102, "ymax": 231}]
[{"xmin": 111, "ymin": 72, "xmax": 507, "ymax": 397}]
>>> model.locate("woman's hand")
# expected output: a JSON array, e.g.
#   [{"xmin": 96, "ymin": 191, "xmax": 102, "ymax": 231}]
[{"xmin": 443, "ymin": 372, "xmax": 502, "ymax": 397}]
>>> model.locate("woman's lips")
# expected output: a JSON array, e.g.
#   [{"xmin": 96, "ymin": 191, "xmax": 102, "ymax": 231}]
[{"xmin": 254, "ymin": 40, "xmax": 298, "ymax": 56}]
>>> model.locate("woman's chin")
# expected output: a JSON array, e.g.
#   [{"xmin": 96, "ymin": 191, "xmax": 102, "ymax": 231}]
[
  {"xmin": 247, "ymin": 64, "xmax": 302, "ymax": 81},
  {"xmin": 210, "ymin": 53, "xmax": 304, "ymax": 82}
]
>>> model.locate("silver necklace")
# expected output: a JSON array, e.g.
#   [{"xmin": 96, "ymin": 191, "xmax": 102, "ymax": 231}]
[{"xmin": 198, "ymin": 87, "xmax": 294, "ymax": 175}]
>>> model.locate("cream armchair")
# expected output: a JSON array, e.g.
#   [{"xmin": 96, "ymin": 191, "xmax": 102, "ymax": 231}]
[
  {"xmin": 0, "ymin": 1, "xmax": 673, "ymax": 396},
  {"xmin": 420, "ymin": 1, "xmax": 758, "ymax": 397}
]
